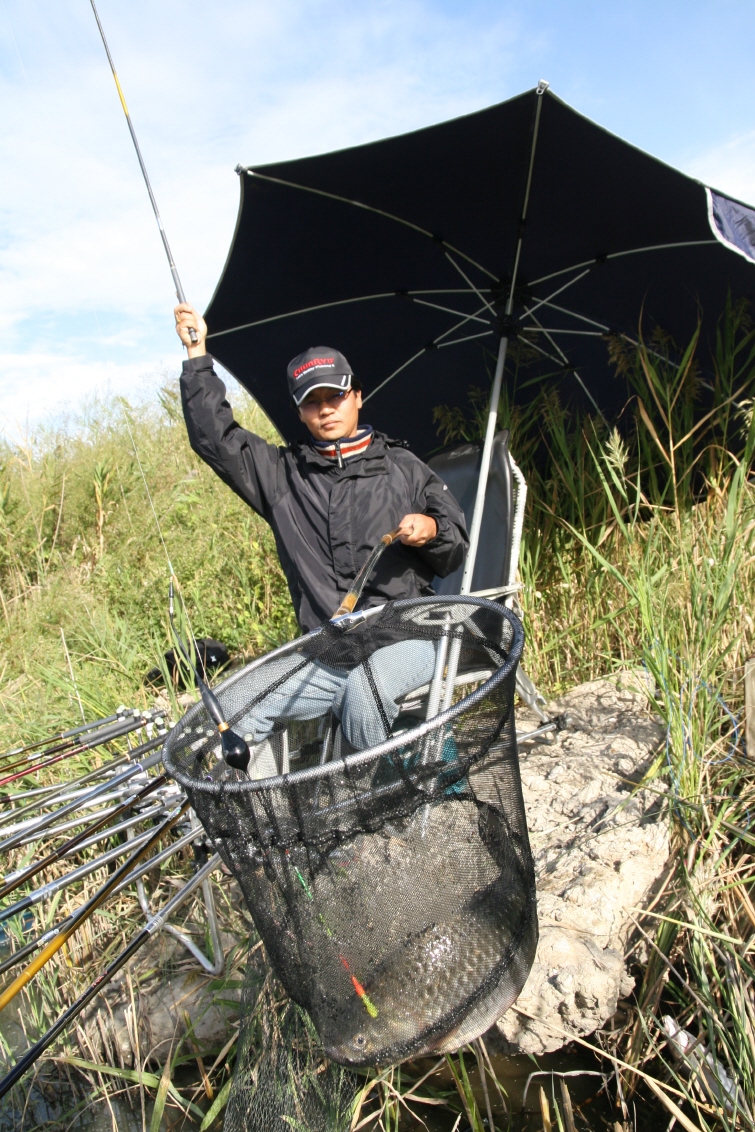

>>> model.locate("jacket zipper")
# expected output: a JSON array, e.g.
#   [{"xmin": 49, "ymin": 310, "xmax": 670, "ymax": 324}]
[{"xmin": 335, "ymin": 439, "xmax": 344, "ymax": 469}]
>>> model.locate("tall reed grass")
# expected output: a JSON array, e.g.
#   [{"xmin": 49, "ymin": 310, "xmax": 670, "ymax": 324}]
[
  {"xmin": 0, "ymin": 378, "xmax": 298, "ymax": 1128},
  {"xmin": 0, "ymin": 380, "xmax": 297, "ymax": 743},
  {"xmin": 435, "ymin": 296, "xmax": 755, "ymax": 1130}
]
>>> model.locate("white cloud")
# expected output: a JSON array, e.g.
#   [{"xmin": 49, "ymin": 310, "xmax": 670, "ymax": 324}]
[
  {"xmin": 0, "ymin": 0, "xmax": 528, "ymax": 432},
  {"xmin": 0, "ymin": 353, "xmax": 164, "ymax": 440},
  {"xmin": 684, "ymin": 131, "xmax": 755, "ymax": 208},
  {"xmin": 3, "ymin": 0, "xmax": 755, "ymax": 436}
]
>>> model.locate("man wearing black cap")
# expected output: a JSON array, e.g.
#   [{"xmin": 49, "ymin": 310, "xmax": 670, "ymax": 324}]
[{"xmin": 174, "ymin": 303, "xmax": 468, "ymax": 767}]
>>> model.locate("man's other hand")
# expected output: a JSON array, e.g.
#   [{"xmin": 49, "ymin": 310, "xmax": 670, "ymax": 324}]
[
  {"xmin": 396, "ymin": 514, "xmax": 438, "ymax": 547},
  {"xmin": 174, "ymin": 303, "xmax": 208, "ymax": 358}
]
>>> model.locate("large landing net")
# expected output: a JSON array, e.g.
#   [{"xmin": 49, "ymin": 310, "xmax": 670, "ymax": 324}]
[{"xmin": 163, "ymin": 596, "xmax": 537, "ymax": 1067}]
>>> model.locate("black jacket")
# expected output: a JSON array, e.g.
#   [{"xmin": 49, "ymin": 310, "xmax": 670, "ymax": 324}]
[{"xmin": 180, "ymin": 356, "xmax": 469, "ymax": 632}]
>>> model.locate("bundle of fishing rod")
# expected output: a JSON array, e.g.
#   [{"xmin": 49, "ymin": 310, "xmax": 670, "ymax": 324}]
[
  {"xmin": 164, "ymin": 594, "xmax": 538, "ymax": 1081},
  {"xmin": 0, "ymin": 705, "xmax": 223, "ymax": 1104}
]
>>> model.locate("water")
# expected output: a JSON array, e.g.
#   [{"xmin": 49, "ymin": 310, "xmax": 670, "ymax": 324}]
[
  {"xmin": 0, "ymin": 1037, "xmax": 663, "ymax": 1130},
  {"xmin": 0, "ymin": 1065, "xmax": 205, "ymax": 1132},
  {"xmin": 416, "ymin": 1044, "xmax": 625, "ymax": 1131}
]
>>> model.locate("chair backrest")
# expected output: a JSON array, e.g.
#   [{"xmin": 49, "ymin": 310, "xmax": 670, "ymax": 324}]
[{"xmin": 428, "ymin": 430, "xmax": 513, "ymax": 595}]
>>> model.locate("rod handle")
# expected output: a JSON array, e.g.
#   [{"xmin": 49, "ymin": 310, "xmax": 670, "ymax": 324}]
[
  {"xmin": 173, "ymin": 290, "xmax": 198, "ymax": 344},
  {"xmin": 332, "ymin": 530, "xmax": 400, "ymax": 618},
  {"xmin": 333, "ymin": 593, "xmax": 358, "ymax": 618}
]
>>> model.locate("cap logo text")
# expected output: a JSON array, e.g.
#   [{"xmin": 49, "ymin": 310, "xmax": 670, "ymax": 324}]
[{"xmin": 293, "ymin": 357, "xmax": 336, "ymax": 380}]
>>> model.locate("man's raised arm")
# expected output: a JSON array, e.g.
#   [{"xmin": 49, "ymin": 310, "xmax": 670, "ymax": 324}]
[{"xmin": 174, "ymin": 304, "xmax": 283, "ymax": 520}]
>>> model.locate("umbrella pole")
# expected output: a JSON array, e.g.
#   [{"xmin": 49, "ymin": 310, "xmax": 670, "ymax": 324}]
[
  {"xmin": 436, "ymin": 82, "xmax": 549, "ymax": 715},
  {"xmin": 459, "ymin": 332, "xmax": 510, "ymax": 598},
  {"xmin": 425, "ymin": 334, "xmax": 509, "ymax": 730}
]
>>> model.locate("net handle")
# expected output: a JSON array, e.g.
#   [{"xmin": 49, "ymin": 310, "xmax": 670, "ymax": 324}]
[
  {"xmin": 162, "ymin": 595, "xmax": 524, "ymax": 795},
  {"xmin": 332, "ymin": 529, "xmax": 401, "ymax": 617}
]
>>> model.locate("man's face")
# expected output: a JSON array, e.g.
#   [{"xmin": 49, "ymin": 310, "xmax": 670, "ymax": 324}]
[{"xmin": 298, "ymin": 387, "xmax": 362, "ymax": 442}]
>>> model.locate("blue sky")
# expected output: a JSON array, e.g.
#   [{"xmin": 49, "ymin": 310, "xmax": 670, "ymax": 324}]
[{"xmin": 2, "ymin": 0, "xmax": 755, "ymax": 436}]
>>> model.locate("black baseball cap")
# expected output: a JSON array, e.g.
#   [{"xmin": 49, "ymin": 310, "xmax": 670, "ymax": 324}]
[{"xmin": 287, "ymin": 347, "xmax": 353, "ymax": 406}]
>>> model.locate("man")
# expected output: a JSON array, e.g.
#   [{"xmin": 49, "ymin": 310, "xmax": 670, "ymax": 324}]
[{"xmin": 175, "ymin": 303, "xmax": 468, "ymax": 769}]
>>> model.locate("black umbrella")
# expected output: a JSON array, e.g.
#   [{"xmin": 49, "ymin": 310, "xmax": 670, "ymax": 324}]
[
  {"xmin": 205, "ymin": 84, "xmax": 755, "ymax": 448},
  {"xmin": 204, "ymin": 82, "xmax": 755, "ymax": 590}
]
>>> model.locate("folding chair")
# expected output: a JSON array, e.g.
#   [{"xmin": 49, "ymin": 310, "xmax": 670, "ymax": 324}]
[{"xmin": 428, "ymin": 430, "xmax": 548, "ymax": 720}]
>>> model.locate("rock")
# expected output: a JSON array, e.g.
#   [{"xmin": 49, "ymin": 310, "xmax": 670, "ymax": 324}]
[
  {"xmin": 81, "ymin": 928, "xmax": 243, "ymax": 1065},
  {"xmin": 497, "ymin": 670, "xmax": 669, "ymax": 1055}
]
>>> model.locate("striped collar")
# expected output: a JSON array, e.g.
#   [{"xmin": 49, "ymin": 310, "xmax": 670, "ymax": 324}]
[{"xmin": 310, "ymin": 426, "xmax": 373, "ymax": 466}]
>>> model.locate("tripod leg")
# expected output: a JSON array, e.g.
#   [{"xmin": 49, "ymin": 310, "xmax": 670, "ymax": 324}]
[{"xmin": 516, "ymin": 667, "xmax": 549, "ymax": 722}]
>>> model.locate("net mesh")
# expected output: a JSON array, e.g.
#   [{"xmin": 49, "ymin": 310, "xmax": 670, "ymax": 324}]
[
  {"xmin": 224, "ymin": 963, "xmax": 356, "ymax": 1132},
  {"xmin": 163, "ymin": 596, "xmax": 537, "ymax": 1067}
]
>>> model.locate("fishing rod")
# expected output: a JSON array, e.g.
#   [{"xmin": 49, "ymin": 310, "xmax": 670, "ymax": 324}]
[
  {"xmin": 0, "ymin": 724, "xmax": 154, "ymax": 790},
  {"xmin": 0, "ymin": 710, "xmax": 162, "ymax": 787},
  {"xmin": 88, "ymin": 0, "xmax": 197, "ymax": 344},
  {"xmin": 11, "ymin": 783, "xmax": 176, "ymax": 853},
  {"xmin": 0, "ymin": 783, "xmax": 97, "ymax": 810},
  {"xmin": 0, "ymin": 800, "xmax": 189, "ymax": 1013},
  {"xmin": 0, "ymin": 852, "xmax": 221, "ymax": 1099},
  {"xmin": 0, "ymin": 774, "xmax": 168, "ymax": 902},
  {"xmin": 168, "ymin": 576, "xmax": 250, "ymax": 771},
  {"xmin": 0, "ymin": 709, "xmax": 149, "ymax": 769},
  {"xmin": 83, "ymin": 4, "xmax": 232, "ymax": 767},
  {"xmin": 0, "ymin": 822, "xmax": 199, "ymax": 980},
  {"xmin": 332, "ymin": 529, "xmax": 401, "ymax": 617},
  {"xmin": 0, "ymin": 711, "xmax": 126, "ymax": 762},
  {"xmin": 56, "ymin": 797, "xmax": 170, "ymax": 853},
  {"xmin": 0, "ymin": 781, "xmax": 91, "ymax": 807},
  {"xmin": 0, "ymin": 723, "xmax": 166, "ymax": 812},
  {"xmin": 0, "ymin": 742, "xmax": 164, "ymax": 851},
  {"xmin": 0, "ymin": 823, "xmax": 162, "ymax": 927},
  {"xmin": 10, "ymin": 794, "xmax": 157, "ymax": 851},
  {"xmin": 0, "ymin": 810, "xmax": 193, "ymax": 931},
  {"xmin": 0, "ymin": 781, "xmax": 144, "ymax": 846},
  {"xmin": 11, "ymin": 785, "xmax": 180, "ymax": 863},
  {"xmin": 90, "ymin": 0, "xmax": 244, "ymax": 769},
  {"xmin": 0, "ymin": 735, "xmax": 165, "ymax": 841}
]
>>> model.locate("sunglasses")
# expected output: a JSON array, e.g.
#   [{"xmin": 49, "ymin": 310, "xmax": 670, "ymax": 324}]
[{"xmin": 300, "ymin": 388, "xmax": 353, "ymax": 410}]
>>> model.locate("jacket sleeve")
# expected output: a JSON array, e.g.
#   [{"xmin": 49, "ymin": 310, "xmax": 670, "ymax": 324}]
[
  {"xmin": 179, "ymin": 355, "xmax": 283, "ymax": 520},
  {"xmin": 397, "ymin": 451, "xmax": 469, "ymax": 578}
]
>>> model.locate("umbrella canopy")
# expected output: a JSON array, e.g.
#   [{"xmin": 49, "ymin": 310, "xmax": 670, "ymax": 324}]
[{"xmin": 204, "ymin": 86, "xmax": 755, "ymax": 459}]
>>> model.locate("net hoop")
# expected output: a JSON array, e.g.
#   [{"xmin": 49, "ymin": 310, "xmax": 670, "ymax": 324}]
[{"xmin": 162, "ymin": 595, "xmax": 523, "ymax": 794}]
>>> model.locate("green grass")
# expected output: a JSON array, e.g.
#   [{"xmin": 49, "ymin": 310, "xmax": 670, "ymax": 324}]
[
  {"xmin": 0, "ymin": 380, "xmax": 297, "ymax": 742},
  {"xmin": 2, "ymin": 298, "xmax": 755, "ymax": 1129}
]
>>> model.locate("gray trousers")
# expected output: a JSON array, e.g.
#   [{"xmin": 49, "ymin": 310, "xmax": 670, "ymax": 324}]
[{"xmin": 236, "ymin": 639, "xmax": 437, "ymax": 756}]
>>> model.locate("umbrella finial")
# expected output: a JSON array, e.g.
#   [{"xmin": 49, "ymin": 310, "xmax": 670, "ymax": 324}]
[{"xmin": 536, "ymin": 79, "xmax": 550, "ymax": 95}]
